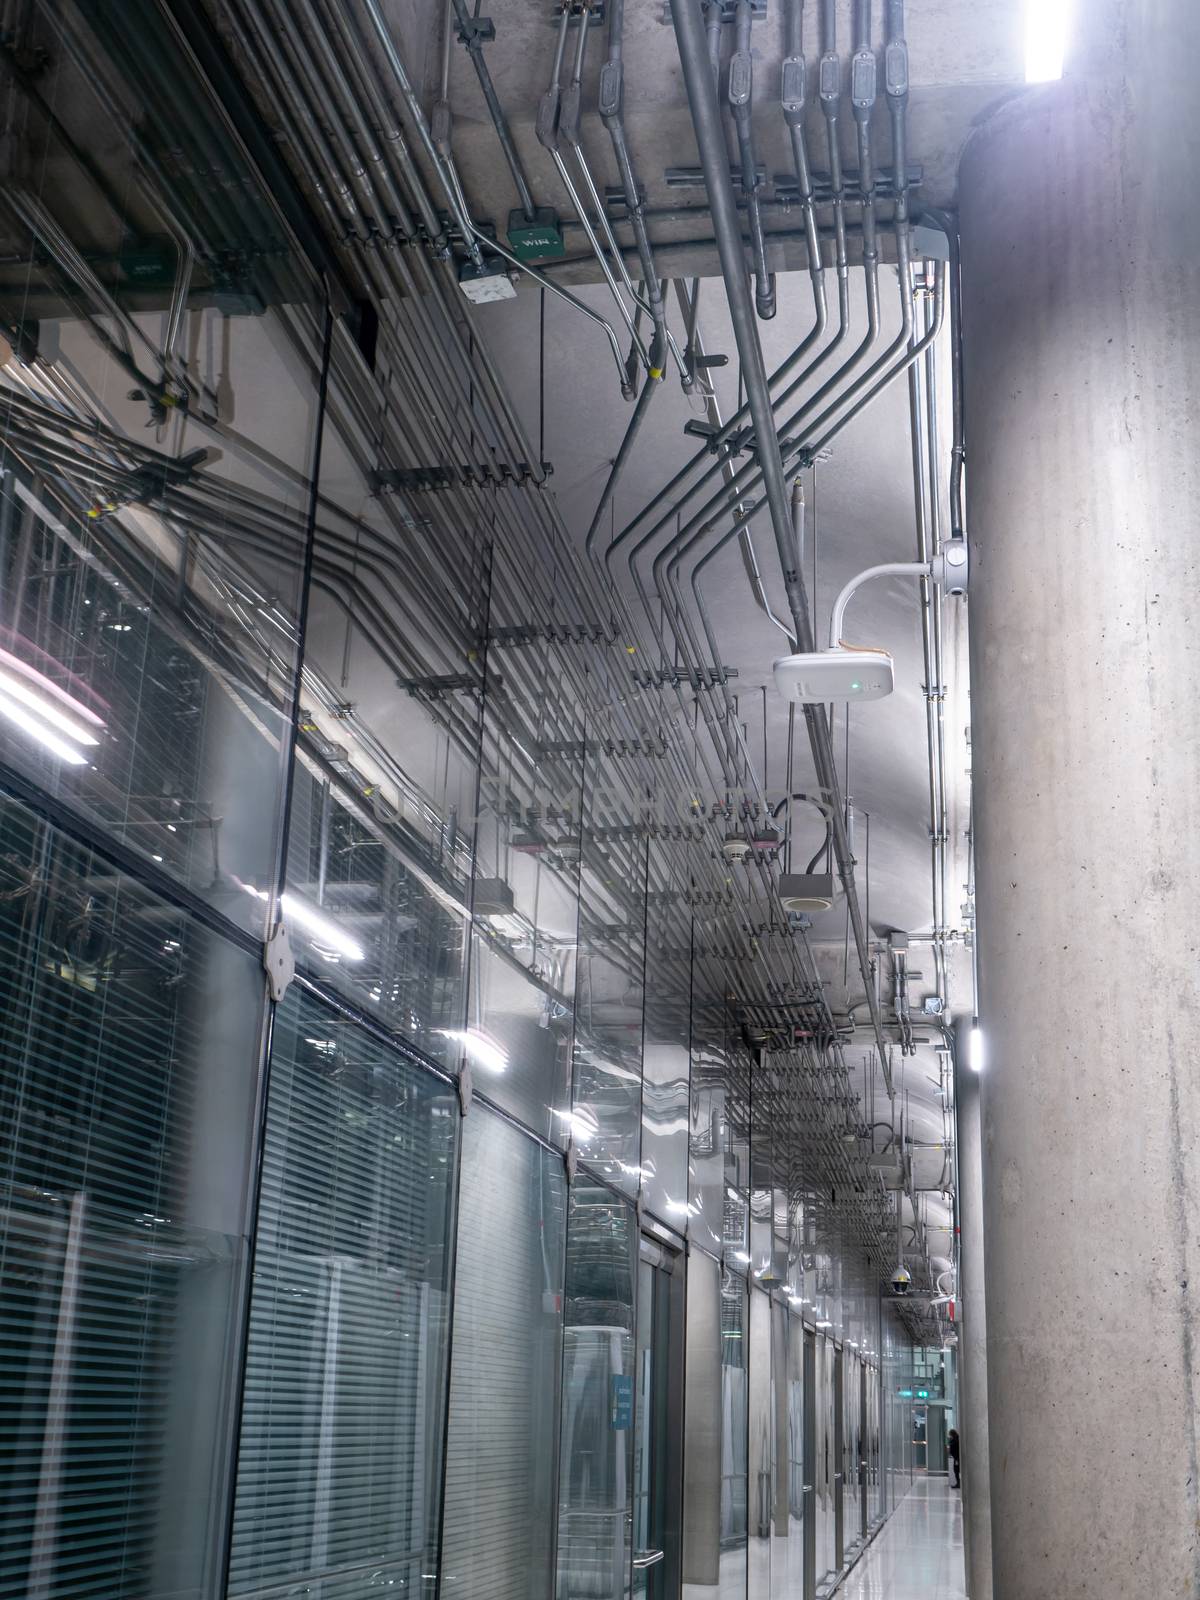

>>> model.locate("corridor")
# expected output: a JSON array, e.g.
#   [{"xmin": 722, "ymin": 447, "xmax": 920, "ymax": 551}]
[{"xmin": 839, "ymin": 1480, "xmax": 966, "ymax": 1600}]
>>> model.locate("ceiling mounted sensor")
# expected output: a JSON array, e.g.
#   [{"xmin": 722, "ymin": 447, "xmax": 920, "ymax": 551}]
[
  {"xmin": 778, "ymin": 871, "xmax": 835, "ymax": 913},
  {"xmin": 775, "ymin": 648, "xmax": 894, "ymax": 704},
  {"xmin": 774, "ymin": 541, "xmax": 969, "ymax": 705}
]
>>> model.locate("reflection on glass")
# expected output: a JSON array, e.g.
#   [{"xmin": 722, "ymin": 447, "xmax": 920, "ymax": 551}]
[
  {"xmin": 0, "ymin": 0, "xmax": 331, "ymax": 933},
  {"xmin": 747, "ymin": 1288, "xmax": 773, "ymax": 1599},
  {"xmin": 443, "ymin": 1108, "xmax": 566, "ymax": 1599},
  {"xmin": 285, "ymin": 751, "xmax": 472, "ymax": 1066},
  {"xmin": 641, "ymin": 844, "xmax": 691, "ymax": 1223},
  {"xmin": 228, "ymin": 988, "xmax": 456, "ymax": 1597},
  {"xmin": 556, "ymin": 1181, "xmax": 636, "ymax": 1600},
  {"xmin": 720, "ymin": 1270, "xmax": 748, "ymax": 1597},
  {"xmin": 0, "ymin": 791, "xmax": 265, "ymax": 1600},
  {"xmin": 570, "ymin": 792, "xmax": 647, "ymax": 1195},
  {"xmin": 465, "ymin": 613, "xmax": 583, "ymax": 1136}
]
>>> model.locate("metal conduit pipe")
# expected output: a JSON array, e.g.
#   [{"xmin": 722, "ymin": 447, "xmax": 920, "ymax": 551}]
[
  {"xmin": 783, "ymin": 0, "xmax": 829, "ymax": 358},
  {"xmin": 448, "ymin": 0, "xmax": 538, "ymax": 224},
  {"xmin": 672, "ymin": 0, "xmax": 894, "ymax": 1093},
  {"xmin": 850, "ymin": 0, "xmax": 878, "ymax": 285},
  {"xmin": 607, "ymin": 133, "xmax": 890, "ymax": 587},
  {"xmin": 230, "ymin": 4, "xmax": 616, "ymax": 617},
  {"xmin": 584, "ymin": 347, "xmax": 665, "ymax": 562},
  {"xmin": 729, "ymin": 0, "xmax": 776, "ymax": 319},
  {"xmin": 617, "ymin": 241, "xmax": 918, "ymax": 642},
  {"xmin": 538, "ymin": 5, "xmax": 648, "ymax": 383},
  {"xmin": 356, "ymin": 0, "xmax": 470, "ymax": 260},
  {"xmin": 906, "ymin": 327, "xmax": 944, "ymax": 1007},
  {"xmin": 140, "ymin": 21, "xmax": 819, "ymax": 934},
  {"xmin": 290, "ymin": 0, "xmax": 415, "ymax": 237},
  {"xmin": 600, "ymin": 0, "xmax": 690, "ymax": 388}
]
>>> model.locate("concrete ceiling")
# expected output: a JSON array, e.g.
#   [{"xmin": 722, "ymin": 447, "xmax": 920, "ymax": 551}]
[{"xmin": 411, "ymin": 0, "xmax": 1029, "ymax": 281}]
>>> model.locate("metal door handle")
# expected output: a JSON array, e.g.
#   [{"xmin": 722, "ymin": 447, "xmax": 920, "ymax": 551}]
[
  {"xmin": 634, "ymin": 1550, "xmax": 666, "ymax": 1570},
  {"xmin": 803, "ymin": 1484, "xmax": 814, "ymax": 1493}
]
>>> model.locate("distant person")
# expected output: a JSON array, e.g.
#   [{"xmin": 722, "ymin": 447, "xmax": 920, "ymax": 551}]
[{"xmin": 947, "ymin": 1427, "xmax": 961, "ymax": 1488}]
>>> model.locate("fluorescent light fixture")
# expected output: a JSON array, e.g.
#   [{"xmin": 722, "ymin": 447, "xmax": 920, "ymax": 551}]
[
  {"xmin": 440, "ymin": 1028, "xmax": 509, "ymax": 1076},
  {"xmin": 970, "ymin": 1024, "xmax": 984, "ymax": 1074},
  {"xmin": 0, "ymin": 691, "xmax": 89, "ymax": 764},
  {"xmin": 1025, "ymin": 0, "xmax": 1071, "ymax": 82},
  {"xmin": 0, "ymin": 663, "xmax": 100, "ymax": 746}
]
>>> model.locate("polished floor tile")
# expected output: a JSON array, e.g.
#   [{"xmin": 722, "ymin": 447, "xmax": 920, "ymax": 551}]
[{"xmin": 838, "ymin": 1476, "xmax": 966, "ymax": 1600}]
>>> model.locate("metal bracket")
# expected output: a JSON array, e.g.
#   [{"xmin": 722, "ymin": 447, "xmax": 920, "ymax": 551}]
[
  {"xmin": 565, "ymin": 1138, "xmax": 580, "ymax": 1184},
  {"xmin": 263, "ymin": 919, "xmax": 295, "ymax": 1002},
  {"xmin": 396, "ymin": 672, "xmax": 479, "ymax": 697},
  {"xmin": 455, "ymin": 13, "xmax": 496, "ymax": 44},
  {"xmin": 457, "ymin": 1061, "xmax": 474, "ymax": 1116},
  {"xmin": 551, "ymin": 0, "xmax": 607, "ymax": 22}
]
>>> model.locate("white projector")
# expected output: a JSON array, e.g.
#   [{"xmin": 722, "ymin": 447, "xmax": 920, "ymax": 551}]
[{"xmin": 773, "ymin": 647, "xmax": 895, "ymax": 704}]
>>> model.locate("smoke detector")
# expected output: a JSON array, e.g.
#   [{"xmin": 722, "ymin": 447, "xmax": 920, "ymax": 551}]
[
  {"xmin": 774, "ymin": 647, "xmax": 894, "ymax": 704},
  {"xmin": 778, "ymin": 871, "xmax": 836, "ymax": 913},
  {"xmin": 774, "ymin": 546, "xmax": 969, "ymax": 705},
  {"xmin": 722, "ymin": 831, "xmax": 751, "ymax": 864}
]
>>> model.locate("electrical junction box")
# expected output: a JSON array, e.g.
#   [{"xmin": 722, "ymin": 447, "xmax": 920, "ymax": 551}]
[
  {"xmin": 778, "ymin": 872, "xmax": 835, "ymax": 913},
  {"xmin": 507, "ymin": 207, "xmax": 565, "ymax": 261},
  {"xmin": 868, "ymin": 1151, "xmax": 904, "ymax": 1188},
  {"xmin": 773, "ymin": 647, "xmax": 895, "ymax": 704},
  {"xmin": 458, "ymin": 261, "xmax": 517, "ymax": 304}
]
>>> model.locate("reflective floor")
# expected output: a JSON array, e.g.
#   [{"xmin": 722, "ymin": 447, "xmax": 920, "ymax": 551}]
[{"xmin": 839, "ymin": 1477, "xmax": 966, "ymax": 1600}]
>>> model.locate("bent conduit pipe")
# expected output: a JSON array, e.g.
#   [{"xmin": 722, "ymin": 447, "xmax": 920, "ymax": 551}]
[
  {"xmin": 448, "ymin": 0, "xmax": 538, "ymax": 224},
  {"xmin": 600, "ymin": 0, "xmax": 690, "ymax": 389},
  {"xmin": 671, "ymin": 0, "xmax": 893, "ymax": 1094},
  {"xmin": 729, "ymin": 0, "xmax": 776, "ymax": 318}
]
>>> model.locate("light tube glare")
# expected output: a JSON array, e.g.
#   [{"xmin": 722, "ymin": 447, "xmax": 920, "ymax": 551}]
[
  {"xmin": 0, "ymin": 691, "xmax": 89, "ymax": 765},
  {"xmin": 1025, "ymin": 0, "xmax": 1071, "ymax": 83},
  {"xmin": 280, "ymin": 892, "xmax": 366, "ymax": 962},
  {"xmin": 970, "ymin": 1025, "xmax": 985, "ymax": 1074},
  {"xmin": 0, "ymin": 664, "xmax": 100, "ymax": 746},
  {"xmin": 440, "ymin": 1027, "xmax": 509, "ymax": 1076},
  {"xmin": 243, "ymin": 884, "xmax": 366, "ymax": 962},
  {"xmin": 0, "ymin": 645, "xmax": 105, "ymax": 730}
]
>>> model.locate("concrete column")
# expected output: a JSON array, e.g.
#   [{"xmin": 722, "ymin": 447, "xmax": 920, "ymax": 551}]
[
  {"xmin": 954, "ymin": 1039, "xmax": 992, "ymax": 1600},
  {"xmin": 960, "ymin": 8, "xmax": 1200, "ymax": 1592}
]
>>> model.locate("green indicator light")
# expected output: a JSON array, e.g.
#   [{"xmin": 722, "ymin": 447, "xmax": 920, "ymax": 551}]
[{"xmin": 850, "ymin": 681, "xmax": 862, "ymax": 692}]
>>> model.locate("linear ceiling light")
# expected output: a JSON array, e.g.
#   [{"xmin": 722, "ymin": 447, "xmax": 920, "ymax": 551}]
[
  {"xmin": 0, "ymin": 691, "xmax": 90, "ymax": 764},
  {"xmin": 1025, "ymin": 0, "xmax": 1072, "ymax": 83}
]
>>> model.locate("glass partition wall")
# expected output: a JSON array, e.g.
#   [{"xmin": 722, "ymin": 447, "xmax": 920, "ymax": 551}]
[{"xmin": 0, "ymin": 6, "xmax": 917, "ymax": 1600}]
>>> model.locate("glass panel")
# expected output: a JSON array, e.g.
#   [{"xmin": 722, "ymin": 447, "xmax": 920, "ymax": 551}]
[
  {"xmin": 747, "ymin": 1289, "xmax": 772, "ymax": 1600},
  {"xmin": 0, "ymin": 0, "xmax": 324, "ymax": 934},
  {"xmin": 689, "ymin": 1005, "xmax": 750, "ymax": 1257},
  {"xmin": 720, "ymin": 1270, "xmax": 748, "ymax": 1600},
  {"xmin": 228, "ymin": 988, "xmax": 456, "ymax": 1598},
  {"xmin": 570, "ymin": 758, "xmax": 647, "ymax": 1195},
  {"xmin": 682, "ymin": 1247, "xmax": 721, "ymax": 1600},
  {"xmin": 0, "ymin": 788, "xmax": 266, "ymax": 1600},
  {"xmin": 442, "ymin": 1108, "xmax": 567, "ymax": 1600},
  {"xmin": 640, "ymin": 839, "xmax": 692, "ymax": 1224},
  {"xmin": 786, "ymin": 1318, "xmax": 806, "ymax": 1598},
  {"xmin": 556, "ymin": 1180, "xmax": 637, "ymax": 1600},
  {"xmin": 466, "ymin": 590, "xmax": 583, "ymax": 1137}
]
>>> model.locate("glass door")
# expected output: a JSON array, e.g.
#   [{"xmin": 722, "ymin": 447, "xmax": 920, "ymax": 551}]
[{"xmin": 632, "ymin": 1238, "xmax": 682, "ymax": 1600}]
